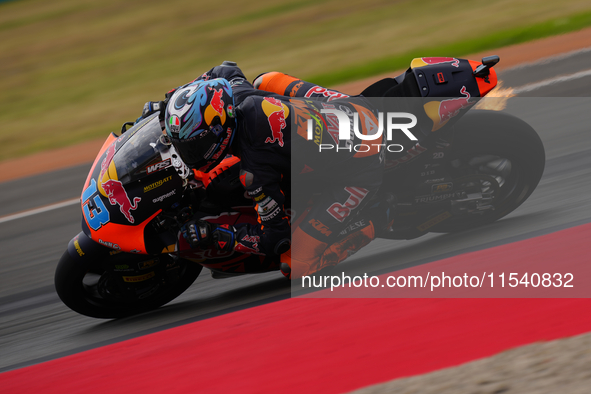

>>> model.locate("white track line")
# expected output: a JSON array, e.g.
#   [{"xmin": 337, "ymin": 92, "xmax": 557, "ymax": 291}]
[
  {"xmin": 504, "ymin": 46, "xmax": 591, "ymax": 71},
  {"xmin": 513, "ymin": 68, "xmax": 591, "ymax": 94},
  {"xmin": 0, "ymin": 198, "xmax": 79, "ymax": 224}
]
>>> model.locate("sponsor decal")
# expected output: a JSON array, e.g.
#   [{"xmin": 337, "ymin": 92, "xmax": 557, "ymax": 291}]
[
  {"xmin": 98, "ymin": 238, "xmax": 120, "ymax": 250},
  {"xmin": 138, "ymin": 260, "xmax": 158, "ymax": 270},
  {"xmin": 260, "ymin": 206, "xmax": 281, "ymax": 221},
  {"xmin": 321, "ymin": 102, "xmax": 342, "ymax": 145},
  {"xmin": 240, "ymin": 170, "xmax": 254, "ymax": 188},
  {"xmin": 262, "ymin": 97, "xmax": 289, "ymax": 147},
  {"xmin": 247, "ymin": 186, "xmax": 262, "ymax": 196},
  {"xmin": 258, "ymin": 197, "xmax": 278, "ymax": 214},
  {"xmin": 74, "ymin": 239, "xmax": 84, "ymax": 256},
  {"xmin": 186, "ymin": 248, "xmax": 234, "ymax": 259},
  {"xmin": 417, "ymin": 211, "xmax": 452, "ymax": 231},
  {"xmin": 300, "ymin": 165, "xmax": 314, "ymax": 174},
  {"xmin": 210, "ymin": 87, "xmax": 224, "ymax": 115},
  {"xmin": 385, "ymin": 144, "xmax": 428, "ymax": 169},
  {"xmin": 203, "ymin": 143, "xmax": 217, "ymax": 159},
  {"xmin": 102, "ymin": 179, "xmax": 141, "ymax": 223},
  {"xmin": 339, "ymin": 219, "xmax": 367, "ymax": 236},
  {"xmin": 308, "ymin": 218, "xmax": 332, "ymax": 236},
  {"xmin": 423, "ymin": 86, "xmax": 474, "ymax": 131},
  {"xmin": 198, "ymin": 129, "xmax": 211, "ymax": 139},
  {"xmin": 211, "ymin": 124, "xmax": 224, "ymax": 136},
  {"xmin": 152, "ymin": 189, "xmax": 176, "ymax": 203},
  {"xmin": 229, "ymin": 78, "xmax": 243, "ymax": 87},
  {"xmin": 122, "ymin": 271, "xmax": 156, "ymax": 283},
  {"xmin": 431, "ymin": 183, "xmax": 453, "ymax": 193},
  {"xmin": 304, "ymin": 86, "xmax": 349, "ymax": 101},
  {"xmin": 290, "ymin": 81, "xmax": 304, "ymax": 97},
  {"xmin": 241, "ymin": 235, "xmax": 261, "ymax": 243},
  {"xmin": 210, "ymin": 127, "xmax": 233, "ymax": 162},
  {"xmin": 235, "ymin": 243, "xmax": 260, "ymax": 254},
  {"xmin": 202, "ymin": 87, "xmax": 228, "ymax": 131},
  {"xmin": 99, "ymin": 143, "xmax": 116, "ymax": 181},
  {"xmin": 437, "ymin": 86, "xmax": 473, "ymax": 123},
  {"xmin": 146, "ymin": 158, "xmax": 172, "ymax": 175},
  {"xmin": 420, "ymin": 57, "xmax": 460, "ymax": 68},
  {"xmin": 327, "ymin": 187, "xmax": 369, "ymax": 223},
  {"xmin": 169, "ymin": 115, "xmax": 181, "ymax": 133},
  {"xmin": 254, "ymin": 193, "xmax": 266, "ymax": 202},
  {"xmin": 414, "ymin": 192, "xmax": 464, "ymax": 204},
  {"xmin": 144, "ymin": 176, "xmax": 173, "ymax": 193}
]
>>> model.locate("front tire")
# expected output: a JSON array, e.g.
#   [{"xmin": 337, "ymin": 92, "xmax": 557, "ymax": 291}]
[{"xmin": 55, "ymin": 233, "xmax": 202, "ymax": 319}]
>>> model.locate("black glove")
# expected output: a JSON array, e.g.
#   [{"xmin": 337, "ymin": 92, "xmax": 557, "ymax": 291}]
[
  {"xmin": 181, "ymin": 220, "xmax": 235, "ymax": 252},
  {"xmin": 135, "ymin": 100, "xmax": 166, "ymax": 124}
]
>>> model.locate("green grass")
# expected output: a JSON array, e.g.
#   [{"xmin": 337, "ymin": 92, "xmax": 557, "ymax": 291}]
[
  {"xmin": 1, "ymin": 0, "xmax": 591, "ymax": 161},
  {"xmin": 311, "ymin": 10, "xmax": 591, "ymax": 86}
]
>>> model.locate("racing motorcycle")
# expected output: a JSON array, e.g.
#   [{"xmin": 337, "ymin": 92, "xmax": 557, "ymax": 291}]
[{"xmin": 55, "ymin": 55, "xmax": 545, "ymax": 318}]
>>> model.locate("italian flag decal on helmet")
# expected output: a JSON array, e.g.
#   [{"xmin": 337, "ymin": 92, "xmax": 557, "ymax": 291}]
[{"xmin": 169, "ymin": 115, "xmax": 180, "ymax": 133}]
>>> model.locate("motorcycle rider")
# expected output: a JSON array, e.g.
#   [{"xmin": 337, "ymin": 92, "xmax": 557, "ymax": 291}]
[{"xmin": 139, "ymin": 62, "xmax": 387, "ymax": 279}]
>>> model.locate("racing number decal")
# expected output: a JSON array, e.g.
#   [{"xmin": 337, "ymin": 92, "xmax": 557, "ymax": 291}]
[{"xmin": 82, "ymin": 179, "xmax": 110, "ymax": 230}]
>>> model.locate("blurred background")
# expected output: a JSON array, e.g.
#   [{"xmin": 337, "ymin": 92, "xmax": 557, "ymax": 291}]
[
  {"xmin": 2, "ymin": 1, "xmax": 591, "ymax": 391},
  {"xmin": 2, "ymin": 0, "xmax": 591, "ymax": 162}
]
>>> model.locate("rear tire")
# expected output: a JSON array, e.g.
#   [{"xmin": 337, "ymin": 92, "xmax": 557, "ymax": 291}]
[{"xmin": 430, "ymin": 110, "xmax": 545, "ymax": 232}]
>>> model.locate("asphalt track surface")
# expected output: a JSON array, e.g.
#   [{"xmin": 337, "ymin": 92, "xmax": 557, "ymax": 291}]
[{"xmin": 1, "ymin": 50, "xmax": 590, "ymax": 374}]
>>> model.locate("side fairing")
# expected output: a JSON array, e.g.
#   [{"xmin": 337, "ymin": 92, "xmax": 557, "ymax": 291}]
[{"xmin": 80, "ymin": 115, "xmax": 185, "ymax": 254}]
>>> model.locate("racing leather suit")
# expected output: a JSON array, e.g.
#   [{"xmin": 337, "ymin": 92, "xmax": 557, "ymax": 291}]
[{"xmin": 194, "ymin": 63, "xmax": 385, "ymax": 278}]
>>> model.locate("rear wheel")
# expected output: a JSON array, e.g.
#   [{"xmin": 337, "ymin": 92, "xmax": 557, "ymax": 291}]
[
  {"xmin": 430, "ymin": 110, "xmax": 545, "ymax": 232},
  {"xmin": 55, "ymin": 234, "xmax": 202, "ymax": 319}
]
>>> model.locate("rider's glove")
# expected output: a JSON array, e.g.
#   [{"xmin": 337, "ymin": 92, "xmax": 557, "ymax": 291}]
[{"xmin": 181, "ymin": 220, "xmax": 235, "ymax": 252}]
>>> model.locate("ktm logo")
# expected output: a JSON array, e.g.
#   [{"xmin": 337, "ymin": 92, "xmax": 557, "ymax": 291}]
[{"xmin": 308, "ymin": 218, "xmax": 332, "ymax": 236}]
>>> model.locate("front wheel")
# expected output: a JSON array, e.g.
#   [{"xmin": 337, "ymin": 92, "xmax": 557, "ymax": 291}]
[
  {"xmin": 55, "ymin": 233, "xmax": 203, "ymax": 319},
  {"xmin": 430, "ymin": 110, "xmax": 545, "ymax": 232}
]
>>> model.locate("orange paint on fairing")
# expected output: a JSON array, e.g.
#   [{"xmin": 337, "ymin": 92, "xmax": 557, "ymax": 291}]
[
  {"xmin": 468, "ymin": 59, "xmax": 498, "ymax": 97},
  {"xmin": 82, "ymin": 133, "xmax": 118, "ymax": 191},
  {"xmin": 86, "ymin": 209, "xmax": 162, "ymax": 254}
]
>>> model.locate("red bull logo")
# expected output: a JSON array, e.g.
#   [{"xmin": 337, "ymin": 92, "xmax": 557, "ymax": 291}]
[
  {"xmin": 102, "ymin": 179, "xmax": 141, "ymax": 224},
  {"xmin": 438, "ymin": 86, "xmax": 473, "ymax": 122},
  {"xmin": 204, "ymin": 88, "xmax": 227, "ymax": 126},
  {"xmin": 411, "ymin": 57, "xmax": 460, "ymax": 68},
  {"xmin": 327, "ymin": 187, "xmax": 369, "ymax": 223},
  {"xmin": 99, "ymin": 143, "xmax": 116, "ymax": 180},
  {"xmin": 262, "ymin": 97, "xmax": 290, "ymax": 147},
  {"xmin": 304, "ymin": 86, "xmax": 349, "ymax": 101},
  {"xmin": 423, "ymin": 86, "xmax": 474, "ymax": 131},
  {"xmin": 235, "ymin": 242, "xmax": 260, "ymax": 254},
  {"xmin": 210, "ymin": 87, "xmax": 224, "ymax": 115}
]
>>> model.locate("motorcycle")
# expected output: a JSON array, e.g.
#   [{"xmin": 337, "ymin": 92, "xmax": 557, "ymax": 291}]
[{"xmin": 55, "ymin": 55, "xmax": 545, "ymax": 318}]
